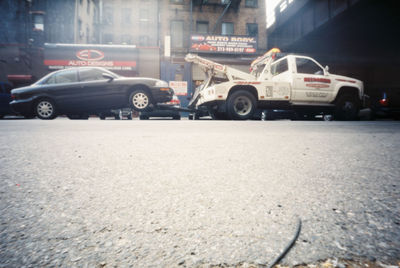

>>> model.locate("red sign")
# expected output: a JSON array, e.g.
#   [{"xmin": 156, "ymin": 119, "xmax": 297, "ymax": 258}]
[
  {"xmin": 44, "ymin": 44, "xmax": 138, "ymax": 71},
  {"xmin": 190, "ymin": 35, "xmax": 257, "ymax": 54},
  {"xmin": 76, "ymin": 49, "xmax": 105, "ymax": 61}
]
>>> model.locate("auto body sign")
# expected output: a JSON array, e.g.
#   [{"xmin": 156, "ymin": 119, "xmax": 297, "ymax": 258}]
[
  {"xmin": 190, "ymin": 35, "xmax": 257, "ymax": 54},
  {"xmin": 44, "ymin": 44, "xmax": 138, "ymax": 71}
]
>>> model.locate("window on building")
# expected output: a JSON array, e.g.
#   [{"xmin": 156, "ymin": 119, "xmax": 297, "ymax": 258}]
[
  {"xmin": 121, "ymin": 34, "xmax": 132, "ymax": 44},
  {"xmin": 171, "ymin": 20, "xmax": 184, "ymax": 48},
  {"xmin": 139, "ymin": 35, "xmax": 149, "ymax": 46},
  {"xmin": 170, "ymin": 0, "xmax": 183, "ymax": 4},
  {"xmin": 245, "ymin": 0, "xmax": 258, "ymax": 7},
  {"xmin": 296, "ymin": 58, "xmax": 324, "ymax": 75},
  {"xmin": 246, "ymin": 23, "xmax": 258, "ymax": 36},
  {"xmin": 32, "ymin": 13, "xmax": 44, "ymax": 31},
  {"xmin": 86, "ymin": 26, "xmax": 90, "ymax": 43},
  {"xmin": 221, "ymin": 22, "xmax": 234, "ymax": 35},
  {"xmin": 103, "ymin": 4, "xmax": 113, "ymax": 25},
  {"xmin": 271, "ymin": 59, "xmax": 288, "ymax": 76},
  {"xmin": 103, "ymin": 33, "xmax": 113, "ymax": 44},
  {"xmin": 140, "ymin": 9, "xmax": 149, "ymax": 22},
  {"xmin": 122, "ymin": 9, "xmax": 132, "ymax": 25},
  {"xmin": 196, "ymin": 21, "xmax": 209, "ymax": 34}
]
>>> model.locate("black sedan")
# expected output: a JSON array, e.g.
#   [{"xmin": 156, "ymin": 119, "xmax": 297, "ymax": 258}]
[{"xmin": 10, "ymin": 67, "xmax": 173, "ymax": 119}]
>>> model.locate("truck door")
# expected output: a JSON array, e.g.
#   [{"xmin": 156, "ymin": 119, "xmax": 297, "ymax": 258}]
[{"xmin": 292, "ymin": 57, "xmax": 333, "ymax": 102}]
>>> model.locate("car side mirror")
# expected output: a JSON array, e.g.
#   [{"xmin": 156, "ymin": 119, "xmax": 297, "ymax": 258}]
[
  {"xmin": 102, "ymin": 73, "xmax": 114, "ymax": 81},
  {"xmin": 324, "ymin": 65, "xmax": 329, "ymax": 74}
]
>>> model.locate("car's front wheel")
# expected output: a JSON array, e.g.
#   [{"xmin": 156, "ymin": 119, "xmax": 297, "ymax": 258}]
[
  {"xmin": 129, "ymin": 89, "xmax": 152, "ymax": 111},
  {"xmin": 35, "ymin": 99, "xmax": 57, "ymax": 120}
]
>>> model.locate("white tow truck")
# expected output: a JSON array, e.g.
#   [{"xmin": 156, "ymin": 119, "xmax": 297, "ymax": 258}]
[{"xmin": 185, "ymin": 48, "xmax": 365, "ymax": 120}]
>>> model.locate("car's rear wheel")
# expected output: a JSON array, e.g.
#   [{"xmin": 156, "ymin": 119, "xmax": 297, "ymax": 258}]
[
  {"xmin": 227, "ymin": 90, "xmax": 256, "ymax": 120},
  {"xmin": 35, "ymin": 98, "xmax": 57, "ymax": 120},
  {"xmin": 129, "ymin": 89, "xmax": 152, "ymax": 111}
]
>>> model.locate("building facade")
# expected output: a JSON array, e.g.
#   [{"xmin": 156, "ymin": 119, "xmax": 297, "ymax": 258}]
[
  {"xmin": 0, "ymin": 0, "xmax": 100, "ymax": 84},
  {"xmin": 159, "ymin": 0, "xmax": 267, "ymax": 95}
]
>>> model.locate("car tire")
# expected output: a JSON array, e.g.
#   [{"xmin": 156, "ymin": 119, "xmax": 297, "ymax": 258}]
[
  {"xmin": 114, "ymin": 114, "xmax": 120, "ymax": 120},
  {"xmin": 129, "ymin": 89, "xmax": 152, "ymax": 112},
  {"xmin": 139, "ymin": 115, "xmax": 149, "ymax": 120},
  {"xmin": 99, "ymin": 114, "xmax": 106, "ymax": 120},
  {"xmin": 35, "ymin": 98, "xmax": 57, "ymax": 120},
  {"xmin": 173, "ymin": 115, "xmax": 181, "ymax": 120},
  {"xmin": 334, "ymin": 94, "xmax": 359, "ymax": 121},
  {"xmin": 226, "ymin": 90, "xmax": 256, "ymax": 120},
  {"xmin": 127, "ymin": 114, "xmax": 133, "ymax": 120},
  {"xmin": 0, "ymin": 115, "xmax": 3, "ymax": 119}
]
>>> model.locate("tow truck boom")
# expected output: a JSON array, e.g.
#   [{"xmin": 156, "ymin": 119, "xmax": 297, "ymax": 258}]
[{"xmin": 184, "ymin": 54, "xmax": 255, "ymax": 81}]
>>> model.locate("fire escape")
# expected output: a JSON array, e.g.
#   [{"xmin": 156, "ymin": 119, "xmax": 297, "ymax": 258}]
[{"xmin": 190, "ymin": 0, "xmax": 242, "ymax": 34}]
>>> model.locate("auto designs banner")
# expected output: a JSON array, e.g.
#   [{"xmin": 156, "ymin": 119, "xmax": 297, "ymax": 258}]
[
  {"xmin": 190, "ymin": 35, "xmax": 257, "ymax": 54},
  {"xmin": 44, "ymin": 44, "xmax": 138, "ymax": 71}
]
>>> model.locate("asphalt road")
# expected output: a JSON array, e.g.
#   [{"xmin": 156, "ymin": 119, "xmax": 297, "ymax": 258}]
[{"xmin": 0, "ymin": 119, "xmax": 399, "ymax": 267}]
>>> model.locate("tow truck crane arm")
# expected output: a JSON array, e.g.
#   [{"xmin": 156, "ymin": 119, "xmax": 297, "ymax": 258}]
[{"xmin": 185, "ymin": 53, "xmax": 255, "ymax": 81}]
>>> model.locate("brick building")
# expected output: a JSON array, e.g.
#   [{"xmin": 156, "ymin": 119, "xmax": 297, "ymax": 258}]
[{"xmin": 159, "ymin": 0, "xmax": 267, "ymax": 96}]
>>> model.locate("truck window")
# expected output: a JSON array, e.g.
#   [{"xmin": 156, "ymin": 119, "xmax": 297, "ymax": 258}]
[
  {"xmin": 271, "ymin": 58, "xmax": 288, "ymax": 76},
  {"xmin": 296, "ymin": 58, "xmax": 323, "ymax": 75}
]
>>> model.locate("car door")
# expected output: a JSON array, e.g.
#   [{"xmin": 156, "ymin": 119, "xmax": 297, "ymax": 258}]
[
  {"xmin": 292, "ymin": 57, "xmax": 333, "ymax": 103},
  {"xmin": 78, "ymin": 68, "xmax": 124, "ymax": 110},
  {"xmin": 41, "ymin": 69, "xmax": 83, "ymax": 111}
]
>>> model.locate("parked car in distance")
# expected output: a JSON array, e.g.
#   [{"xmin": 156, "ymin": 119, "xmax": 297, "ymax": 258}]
[
  {"xmin": 140, "ymin": 95, "xmax": 181, "ymax": 120},
  {"xmin": 369, "ymin": 88, "xmax": 400, "ymax": 120},
  {"xmin": 10, "ymin": 67, "xmax": 173, "ymax": 120},
  {"xmin": 0, "ymin": 82, "xmax": 16, "ymax": 118}
]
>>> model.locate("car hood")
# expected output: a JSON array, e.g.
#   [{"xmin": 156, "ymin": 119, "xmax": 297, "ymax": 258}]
[{"xmin": 11, "ymin": 85, "xmax": 35, "ymax": 94}]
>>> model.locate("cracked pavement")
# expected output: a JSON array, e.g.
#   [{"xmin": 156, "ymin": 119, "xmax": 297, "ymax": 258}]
[{"xmin": 0, "ymin": 119, "xmax": 399, "ymax": 267}]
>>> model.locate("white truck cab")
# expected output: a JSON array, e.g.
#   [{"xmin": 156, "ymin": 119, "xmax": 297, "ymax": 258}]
[{"xmin": 186, "ymin": 48, "xmax": 364, "ymax": 120}]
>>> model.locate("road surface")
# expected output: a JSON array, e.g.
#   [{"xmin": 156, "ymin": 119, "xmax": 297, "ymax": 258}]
[{"xmin": 1, "ymin": 119, "xmax": 399, "ymax": 267}]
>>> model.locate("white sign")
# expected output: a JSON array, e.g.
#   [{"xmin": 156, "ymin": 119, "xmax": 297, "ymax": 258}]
[
  {"xmin": 164, "ymin": 36, "xmax": 171, "ymax": 57},
  {"xmin": 169, "ymin": 81, "xmax": 188, "ymax": 96}
]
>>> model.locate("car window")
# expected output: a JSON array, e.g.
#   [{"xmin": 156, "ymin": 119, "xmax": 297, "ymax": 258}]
[
  {"xmin": 79, "ymin": 68, "xmax": 107, "ymax": 82},
  {"xmin": 44, "ymin": 69, "xmax": 78, "ymax": 84},
  {"xmin": 271, "ymin": 58, "xmax": 288, "ymax": 76},
  {"xmin": 296, "ymin": 58, "xmax": 324, "ymax": 75}
]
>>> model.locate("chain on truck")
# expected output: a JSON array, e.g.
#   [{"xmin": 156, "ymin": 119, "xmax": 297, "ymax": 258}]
[{"xmin": 182, "ymin": 48, "xmax": 366, "ymax": 120}]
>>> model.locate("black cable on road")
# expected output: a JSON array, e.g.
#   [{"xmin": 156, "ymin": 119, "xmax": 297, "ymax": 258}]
[{"xmin": 267, "ymin": 217, "xmax": 302, "ymax": 268}]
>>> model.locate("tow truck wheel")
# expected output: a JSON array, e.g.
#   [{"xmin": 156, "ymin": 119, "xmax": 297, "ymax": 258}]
[
  {"xmin": 129, "ymin": 89, "xmax": 152, "ymax": 112},
  {"xmin": 334, "ymin": 94, "xmax": 359, "ymax": 120},
  {"xmin": 227, "ymin": 90, "xmax": 256, "ymax": 120}
]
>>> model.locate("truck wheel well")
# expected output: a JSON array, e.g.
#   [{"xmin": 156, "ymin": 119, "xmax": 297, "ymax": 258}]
[
  {"xmin": 228, "ymin": 85, "xmax": 258, "ymax": 101},
  {"xmin": 334, "ymin": 87, "xmax": 360, "ymax": 103}
]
